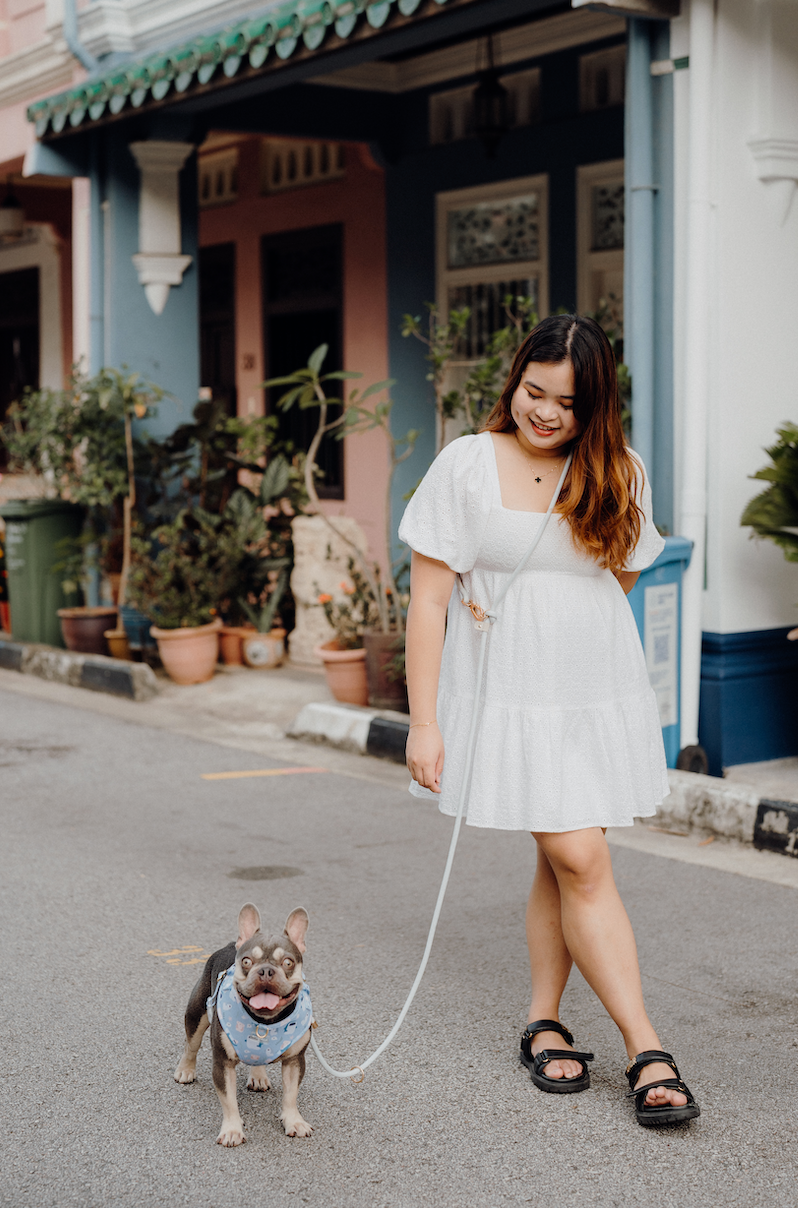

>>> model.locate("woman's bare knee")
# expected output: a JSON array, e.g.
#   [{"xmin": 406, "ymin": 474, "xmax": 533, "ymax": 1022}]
[{"xmin": 532, "ymin": 829, "xmax": 613, "ymax": 899}]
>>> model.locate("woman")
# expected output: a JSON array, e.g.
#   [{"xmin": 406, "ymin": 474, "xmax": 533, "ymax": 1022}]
[{"xmin": 399, "ymin": 314, "xmax": 700, "ymax": 1127}]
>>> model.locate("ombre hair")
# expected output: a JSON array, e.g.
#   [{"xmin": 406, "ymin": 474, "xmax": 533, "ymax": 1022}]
[{"xmin": 481, "ymin": 314, "xmax": 642, "ymax": 573}]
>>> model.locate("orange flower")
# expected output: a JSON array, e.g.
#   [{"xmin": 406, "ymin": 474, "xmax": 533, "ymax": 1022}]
[
  {"xmin": 318, "ymin": 593, "xmax": 332, "ymax": 604},
  {"xmin": 340, "ymin": 581, "xmax": 355, "ymax": 595}
]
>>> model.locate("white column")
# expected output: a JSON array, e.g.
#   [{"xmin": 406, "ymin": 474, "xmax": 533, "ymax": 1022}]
[
  {"xmin": 679, "ymin": 0, "xmax": 716, "ymax": 750},
  {"xmin": 748, "ymin": 0, "xmax": 798, "ymax": 224},
  {"xmin": 71, "ymin": 176, "xmax": 91, "ymax": 372},
  {"xmin": 129, "ymin": 140, "xmax": 194, "ymax": 315}
]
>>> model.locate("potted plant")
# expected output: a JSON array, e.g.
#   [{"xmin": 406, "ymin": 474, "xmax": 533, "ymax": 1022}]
[
  {"xmin": 312, "ymin": 558, "xmax": 381, "ymax": 705},
  {"xmin": 1, "ymin": 367, "xmax": 162, "ymax": 652},
  {"xmin": 126, "ymin": 508, "xmax": 233, "ymax": 684},
  {"xmin": 216, "ymin": 457, "xmax": 297, "ymax": 669},
  {"xmin": 264, "ymin": 345, "xmax": 416, "ymax": 708},
  {"xmin": 741, "ymin": 422, "xmax": 798, "ymax": 640}
]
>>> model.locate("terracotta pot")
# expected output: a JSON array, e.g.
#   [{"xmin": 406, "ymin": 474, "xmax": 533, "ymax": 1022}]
[
  {"xmin": 363, "ymin": 630, "xmax": 408, "ymax": 712},
  {"xmin": 243, "ymin": 628, "xmax": 286, "ymax": 669},
  {"xmin": 104, "ymin": 628, "xmax": 131, "ymax": 661},
  {"xmin": 57, "ymin": 606, "xmax": 118, "ymax": 656},
  {"xmin": 219, "ymin": 625, "xmax": 255, "ymax": 666},
  {"xmin": 149, "ymin": 617, "xmax": 222, "ymax": 685},
  {"xmin": 313, "ymin": 640, "xmax": 368, "ymax": 705}
]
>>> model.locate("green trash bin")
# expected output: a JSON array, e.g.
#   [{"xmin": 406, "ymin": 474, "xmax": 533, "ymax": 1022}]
[{"xmin": 0, "ymin": 499, "xmax": 84, "ymax": 646}]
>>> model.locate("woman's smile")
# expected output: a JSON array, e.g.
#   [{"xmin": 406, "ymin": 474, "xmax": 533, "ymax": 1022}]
[{"xmin": 511, "ymin": 359, "xmax": 582, "ymax": 454}]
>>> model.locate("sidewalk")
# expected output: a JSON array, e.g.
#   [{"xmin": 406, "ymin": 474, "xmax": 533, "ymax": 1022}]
[{"xmin": 2, "ymin": 632, "xmax": 797, "ymax": 852}]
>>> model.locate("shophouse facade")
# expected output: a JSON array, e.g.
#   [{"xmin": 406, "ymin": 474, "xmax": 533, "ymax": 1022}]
[{"xmin": 1, "ymin": 0, "xmax": 797, "ymax": 775}]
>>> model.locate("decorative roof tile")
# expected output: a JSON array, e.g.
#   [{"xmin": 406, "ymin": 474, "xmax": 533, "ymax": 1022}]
[{"xmin": 28, "ymin": 0, "xmax": 457, "ymax": 135}]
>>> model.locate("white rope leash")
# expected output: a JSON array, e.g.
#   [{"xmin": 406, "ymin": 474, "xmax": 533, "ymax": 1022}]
[{"xmin": 310, "ymin": 453, "xmax": 573, "ymax": 1083}]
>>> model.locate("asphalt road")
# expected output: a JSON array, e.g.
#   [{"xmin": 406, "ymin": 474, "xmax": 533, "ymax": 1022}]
[{"xmin": 1, "ymin": 683, "xmax": 797, "ymax": 1208}]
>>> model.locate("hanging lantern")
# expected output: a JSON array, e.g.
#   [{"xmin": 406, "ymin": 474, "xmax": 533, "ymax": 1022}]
[
  {"xmin": 0, "ymin": 180, "xmax": 24, "ymax": 238},
  {"xmin": 473, "ymin": 36, "xmax": 509, "ymax": 160}
]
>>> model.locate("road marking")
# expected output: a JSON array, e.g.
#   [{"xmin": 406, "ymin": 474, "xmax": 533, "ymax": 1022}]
[
  {"xmin": 148, "ymin": 946, "xmax": 213, "ymax": 966},
  {"xmin": 201, "ymin": 766, "xmax": 328, "ymax": 780}
]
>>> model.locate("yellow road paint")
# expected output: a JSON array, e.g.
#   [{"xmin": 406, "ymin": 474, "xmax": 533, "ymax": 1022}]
[
  {"xmin": 148, "ymin": 946, "xmax": 213, "ymax": 966},
  {"xmin": 201, "ymin": 766, "xmax": 328, "ymax": 781}
]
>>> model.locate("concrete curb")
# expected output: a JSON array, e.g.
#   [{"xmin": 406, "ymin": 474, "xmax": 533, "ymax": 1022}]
[
  {"xmin": 287, "ymin": 701, "xmax": 411, "ymax": 761},
  {"xmin": 287, "ymin": 701, "xmax": 798, "ymax": 854},
  {"xmin": 0, "ymin": 639, "xmax": 159, "ymax": 702}
]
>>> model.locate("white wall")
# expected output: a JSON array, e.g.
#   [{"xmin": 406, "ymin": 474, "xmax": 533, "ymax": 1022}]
[{"xmin": 674, "ymin": 0, "xmax": 798, "ymax": 635}]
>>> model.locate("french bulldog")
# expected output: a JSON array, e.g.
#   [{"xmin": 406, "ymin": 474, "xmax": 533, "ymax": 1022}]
[{"xmin": 174, "ymin": 903, "xmax": 313, "ymax": 1145}]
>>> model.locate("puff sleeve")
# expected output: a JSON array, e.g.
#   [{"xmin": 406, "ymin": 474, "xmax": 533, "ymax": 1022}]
[
  {"xmin": 623, "ymin": 453, "xmax": 665, "ymax": 571},
  {"xmin": 398, "ymin": 434, "xmax": 492, "ymax": 574}
]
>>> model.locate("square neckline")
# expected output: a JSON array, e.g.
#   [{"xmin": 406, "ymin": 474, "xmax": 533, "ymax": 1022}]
[{"xmin": 483, "ymin": 431, "xmax": 560, "ymax": 516}]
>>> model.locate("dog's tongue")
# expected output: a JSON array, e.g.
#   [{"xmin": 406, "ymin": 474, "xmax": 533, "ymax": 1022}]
[{"xmin": 249, "ymin": 991, "xmax": 282, "ymax": 1010}]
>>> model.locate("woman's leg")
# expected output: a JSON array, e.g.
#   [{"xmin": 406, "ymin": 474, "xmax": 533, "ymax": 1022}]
[
  {"xmin": 524, "ymin": 846, "xmax": 584, "ymax": 1081},
  {"xmin": 530, "ymin": 827, "xmax": 687, "ymax": 1108}
]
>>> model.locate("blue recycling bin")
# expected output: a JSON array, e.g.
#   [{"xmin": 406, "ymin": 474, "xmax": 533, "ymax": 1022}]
[{"xmin": 627, "ymin": 536, "xmax": 693, "ymax": 768}]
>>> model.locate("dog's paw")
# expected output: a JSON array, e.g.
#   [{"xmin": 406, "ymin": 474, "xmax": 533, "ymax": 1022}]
[
  {"xmin": 281, "ymin": 1112, "xmax": 313, "ymax": 1138},
  {"xmin": 174, "ymin": 1059, "xmax": 196, "ymax": 1084},
  {"xmin": 246, "ymin": 1067, "xmax": 271, "ymax": 1093},
  {"xmin": 216, "ymin": 1126, "xmax": 246, "ymax": 1147}
]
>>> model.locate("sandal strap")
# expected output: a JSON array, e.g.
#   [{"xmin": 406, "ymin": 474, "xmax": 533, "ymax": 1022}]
[
  {"xmin": 627, "ymin": 1077, "xmax": 695, "ymax": 1104},
  {"xmin": 533, "ymin": 1048, "xmax": 595, "ymax": 1074},
  {"xmin": 522, "ymin": 1019, "xmax": 575, "ymax": 1047},
  {"xmin": 625, "ymin": 1050, "xmax": 679, "ymax": 1089}
]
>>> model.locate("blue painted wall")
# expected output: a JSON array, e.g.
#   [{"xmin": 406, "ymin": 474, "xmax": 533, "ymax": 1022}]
[
  {"xmin": 383, "ymin": 39, "xmax": 626, "ymax": 535},
  {"xmin": 90, "ymin": 127, "xmax": 200, "ymax": 438},
  {"xmin": 699, "ymin": 630, "xmax": 798, "ymax": 775}
]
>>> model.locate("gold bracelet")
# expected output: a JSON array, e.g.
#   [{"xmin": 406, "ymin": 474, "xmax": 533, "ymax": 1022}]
[{"xmin": 409, "ymin": 721, "xmax": 436, "ymax": 729}]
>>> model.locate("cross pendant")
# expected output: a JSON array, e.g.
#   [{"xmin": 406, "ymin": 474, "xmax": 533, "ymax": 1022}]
[{"xmin": 534, "ymin": 476, "xmax": 541, "ymax": 483}]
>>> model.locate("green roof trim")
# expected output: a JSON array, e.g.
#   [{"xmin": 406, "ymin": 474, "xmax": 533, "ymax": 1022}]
[{"xmin": 28, "ymin": 0, "xmax": 452, "ymax": 136}]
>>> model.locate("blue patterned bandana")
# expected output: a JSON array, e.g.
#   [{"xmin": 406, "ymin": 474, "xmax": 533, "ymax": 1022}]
[{"xmin": 207, "ymin": 965, "xmax": 313, "ymax": 1066}]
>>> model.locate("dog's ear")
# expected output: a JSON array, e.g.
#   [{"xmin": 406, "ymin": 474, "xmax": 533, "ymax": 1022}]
[
  {"xmin": 236, "ymin": 903, "xmax": 261, "ymax": 948},
  {"xmin": 284, "ymin": 907, "xmax": 309, "ymax": 955}
]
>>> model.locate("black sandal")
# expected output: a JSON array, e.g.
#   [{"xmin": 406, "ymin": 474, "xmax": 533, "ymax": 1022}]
[
  {"xmin": 520, "ymin": 1019, "xmax": 594, "ymax": 1094},
  {"xmin": 626, "ymin": 1050, "xmax": 701, "ymax": 1126}
]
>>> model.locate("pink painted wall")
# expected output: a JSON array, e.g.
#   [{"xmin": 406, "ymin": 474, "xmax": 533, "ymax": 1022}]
[
  {"xmin": 0, "ymin": 0, "xmax": 83, "ymax": 164},
  {"xmin": 0, "ymin": 153, "xmax": 73, "ymax": 382},
  {"xmin": 3, "ymin": 0, "xmax": 47, "ymax": 55},
  {"xmin": 200, "ymin": 139, "xmax": 390, "ymax": 565}
]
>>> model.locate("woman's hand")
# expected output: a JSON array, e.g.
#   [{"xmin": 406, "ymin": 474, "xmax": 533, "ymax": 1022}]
[{"xmin": 406, "ymin": 721, "xmax": 444, "ymax": 793}]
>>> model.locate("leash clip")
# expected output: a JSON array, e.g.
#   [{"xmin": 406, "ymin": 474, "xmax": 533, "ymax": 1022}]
[
  {"xmin": 462, "ymin": 599, "xmax": 496, "ymax": 632},
  {"xmin": 462, "ymin": 599, "xmax": 495, "ymax": 631}
]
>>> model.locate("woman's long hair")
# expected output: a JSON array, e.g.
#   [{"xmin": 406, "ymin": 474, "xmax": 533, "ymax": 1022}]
[{"xmin": 482, "ymin": 314, "xmax": 642, "ymax": 573}]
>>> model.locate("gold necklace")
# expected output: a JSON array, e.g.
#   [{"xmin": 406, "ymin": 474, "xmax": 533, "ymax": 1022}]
[{"xmin": 518, "ymin": 445, "xmax": 565, "ymax": 484}]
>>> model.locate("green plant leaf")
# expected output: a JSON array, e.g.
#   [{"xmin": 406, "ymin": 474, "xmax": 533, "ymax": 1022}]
[
  {"xmin": 307, "ymin": 344, "xmax": 329, "ymax": 375},
  {"xmin": 260, "ymin": 454, "xmax": 291, "ymax": 503},
  {"xmin": 358, "ymin": 379, "xmax": 395, "ymax": 402}
]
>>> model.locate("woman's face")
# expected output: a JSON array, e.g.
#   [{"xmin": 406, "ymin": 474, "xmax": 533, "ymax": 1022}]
[{"xmin": 510, "ymin": 359, "xmax": 582, "ymax": 456}]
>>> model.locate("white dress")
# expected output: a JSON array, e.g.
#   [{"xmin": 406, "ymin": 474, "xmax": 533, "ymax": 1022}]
[{"xmin": 398, "ymin": 432, "xmax": 670, "ymax": 832}]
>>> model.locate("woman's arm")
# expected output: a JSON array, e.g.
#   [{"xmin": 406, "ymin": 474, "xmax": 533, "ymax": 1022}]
[
  {"xmin": 614, "ymin": 570, "xmax": 640, "ymax": 596},
  {"xmin": 404, "ymin": 550, "xmax": 456, "ymax": 793}
]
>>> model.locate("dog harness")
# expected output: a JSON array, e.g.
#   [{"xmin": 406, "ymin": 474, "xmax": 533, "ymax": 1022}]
[{"xmin": 207, "ymin": 966, "xmax": 313, "ymax": 1066}]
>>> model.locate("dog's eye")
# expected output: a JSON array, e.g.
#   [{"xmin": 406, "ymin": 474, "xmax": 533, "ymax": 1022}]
[
  {"xmin": 282, "ymin": 958, "xmax": 294, "ymax": 971},
  {"xmin": 241, "ymin": 957, "xmax": 252, "ymax": 971}
]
